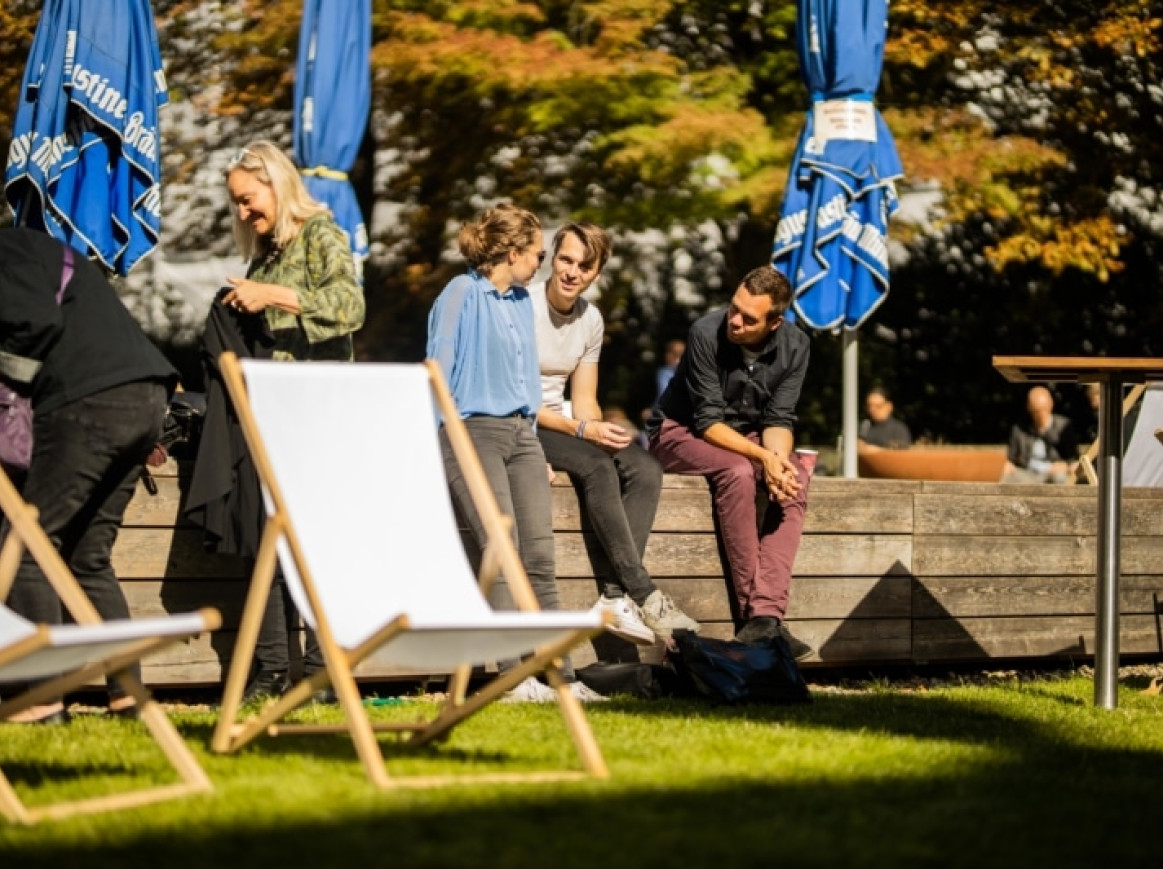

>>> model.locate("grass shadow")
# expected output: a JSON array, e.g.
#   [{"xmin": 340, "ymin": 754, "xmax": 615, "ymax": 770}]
[{"xmin": 4, "ymin": 687, "xmax": 1161, "ymax": 868}]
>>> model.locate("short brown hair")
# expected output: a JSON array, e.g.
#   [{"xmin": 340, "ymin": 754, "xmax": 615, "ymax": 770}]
[
  {"xmin": 552, "ymin": 222, "xmax": 611, "ymax": 271},
  {"xmin": 457, "ymin": 204, "xmax": 541, "ymax": 275},
  {"xmin": 740, "ymin": 267, "xmax": 793, "ymax": 320}
]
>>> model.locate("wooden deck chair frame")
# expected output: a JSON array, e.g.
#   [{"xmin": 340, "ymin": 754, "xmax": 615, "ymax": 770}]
[
  {"xmin": 1074, "ymin": 384, "xmax": 1146, "ymax": 484},
  {"xmin": 211, "ymin": 352, "xmax": 609, "ymax": 787},
  {"xmin": 0, "ymin": 466, "xmax": 219, "ymax": 825}
]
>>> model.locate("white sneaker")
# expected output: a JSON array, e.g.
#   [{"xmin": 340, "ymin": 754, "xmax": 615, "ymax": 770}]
[
  {"xmin": 590, "ymin": 594, "xmax": 656, "ymax": 645},
  {"xmin": 501, "ymin": 676, "xmax": 557, "ymax": 703},
  {"xmin": 640, "ymin": 589, "xmax": 700, "ymax": 640},
  {"xmin": 568, "ymin": 681, "xmax": 609, "ymax": 703}
]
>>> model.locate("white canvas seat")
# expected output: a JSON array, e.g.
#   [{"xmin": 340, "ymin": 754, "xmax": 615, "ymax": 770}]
[
  {"xmin": 211, "ymin": 354, "xmax": 610, "ymax": 786},
  {"xmin": 0, "ymin": 608, "xmax": 212, "ymax": 683},
  {"xmin": 1123, "ymin": 383, "xmax": 1163, "ymax": 486},
  {"xmin": 0, "ymin": 466, "xmax": 219, "ymax": 825}
]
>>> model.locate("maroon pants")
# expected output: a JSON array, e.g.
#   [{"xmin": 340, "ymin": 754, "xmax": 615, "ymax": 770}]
[{"xmin": 648, "ymin": 419, "xmax": 810, "ymax": 621}]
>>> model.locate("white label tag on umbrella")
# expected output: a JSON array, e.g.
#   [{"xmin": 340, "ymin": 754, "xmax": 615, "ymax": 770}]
[{"xmin": 813, "ymin": 99, "xmax": 878, "ymax": 144}]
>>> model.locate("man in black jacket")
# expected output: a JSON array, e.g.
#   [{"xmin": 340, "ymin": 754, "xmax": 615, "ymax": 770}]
[
  {"xmin": 0, "ymin": 228, "xmax": 176, "ymax": 723},
  {"xmin": 646, "ymin": 267, "xmax": 814, "ymax": 660}
]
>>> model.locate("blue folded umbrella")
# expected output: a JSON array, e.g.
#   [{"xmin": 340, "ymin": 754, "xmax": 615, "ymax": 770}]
[
  {"xmin": 293, "ymin": 0, "xmax": 371, "ymax": 265},
  {"xmin": 5, "ymin": 0, "xmax": 168, "ymax": 276},
  {"xmin": 772, "ymin": 0, "xmax": 903, "ymax": 331}
]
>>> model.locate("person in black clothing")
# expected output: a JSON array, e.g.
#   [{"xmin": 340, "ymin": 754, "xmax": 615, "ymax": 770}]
[
  {"xmin": 0, "ymin": 228, "xmax": 177, "ymax": 723},
  {"xmin": 858, "ymin": 386, "xmax": 912, "ymax": 452},
  {"xmin": 646, "ymin": 266, "xmax": 814, "ymax": 660}
]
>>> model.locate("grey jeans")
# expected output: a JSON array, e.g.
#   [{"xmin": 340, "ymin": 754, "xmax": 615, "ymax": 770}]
[{"xmin": 439, "ymin": 416, "xmax": 572, "ymax": 679}]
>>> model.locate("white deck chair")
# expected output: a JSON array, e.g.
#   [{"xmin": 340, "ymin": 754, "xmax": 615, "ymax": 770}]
[
  {"xmin": 1123, "ymin": 383, "xmax": 1163, "ymax": 486},
  {"xmin": 1075, "ymin": 384, "xmax": 1147, "ymax": 484},
  {"xmin": 0, "ymin": 466, "xmax": 219, "ymax": 825},
  {"xmin": 211, "ymin": 353, "xmax": 610, "ymax": 786}
]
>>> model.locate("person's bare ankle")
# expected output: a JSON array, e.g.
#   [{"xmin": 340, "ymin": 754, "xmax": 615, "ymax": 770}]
[{"xmin": 7, "ymin": 702, "xmax": 65, "ymax": 723}]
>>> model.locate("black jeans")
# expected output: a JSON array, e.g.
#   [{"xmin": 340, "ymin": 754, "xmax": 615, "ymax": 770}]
[
  {"xmin": 252, "ymin": 566, "xmax": 323, "ymax": 677},
  {"xmin": 538, "ymin": 429, "xmax": 662, "ymax": 604},
  {"xmin": 3, "ymin": 380, "xmax": 167, "ymax": 698}
]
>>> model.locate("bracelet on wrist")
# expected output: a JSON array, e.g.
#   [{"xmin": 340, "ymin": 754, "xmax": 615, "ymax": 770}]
[{"xmin": 576, "ymin": 420, "xmax": 588, "ymax": 439}]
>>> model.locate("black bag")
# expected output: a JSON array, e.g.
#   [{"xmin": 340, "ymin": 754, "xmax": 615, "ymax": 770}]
[
  {"xmin": 668, "ymin": 629, "xmax": 811, "ymax": 704},
  {"xmin": 158, "ymin": 391, "xmax": 206, "ymax": 459},
  {"xmin": 576, "ymin": 662, "xmax": 664, "ymax": 699}
]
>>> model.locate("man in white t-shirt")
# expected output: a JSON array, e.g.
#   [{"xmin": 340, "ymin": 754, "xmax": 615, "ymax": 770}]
[{"xmin": 531, "ymin": 222, "xmax": 699, "ymax": 644}]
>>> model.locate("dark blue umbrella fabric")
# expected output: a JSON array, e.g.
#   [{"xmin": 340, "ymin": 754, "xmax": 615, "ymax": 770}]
[
  {"xmin": 772, "ymin": 0, "xmax": 903, "ymax": 331},
  {"xmin": 4, "ymin": 0, "xmax": 168, "ymax": 276},
  {"xmin": 293, "ymin": 0, "xmax": 371, "ymax": 264}
]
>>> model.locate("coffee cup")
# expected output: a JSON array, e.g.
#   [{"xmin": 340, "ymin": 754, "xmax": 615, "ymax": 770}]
[{"xmin": 794, "ymin": 448, "xmax": 819, "ymax": 475}]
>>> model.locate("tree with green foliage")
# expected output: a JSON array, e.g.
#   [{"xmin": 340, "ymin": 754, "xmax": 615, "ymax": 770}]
[{"xmin": 3, "ymin": 1, "xmax": 1162, "ymax": 445}]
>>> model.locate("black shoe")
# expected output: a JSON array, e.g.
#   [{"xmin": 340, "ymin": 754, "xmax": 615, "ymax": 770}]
[
  {"xmin": 311, "ymin": 687, "xmax": 338, "ymax": 704},
  {"xmin": 242, "ymin": 670, "xmax": 289, "ymax": 703},
  {"xmin": 779, "ymin": 623, "xmax": 815, "ymax": 662},
  {"xmin": 734, "ymin": 616, "xmax": 782, "ymax": 645},
  {"xmin": 107, "ymin": 703, "xmax": 140, "ymax": 720}
]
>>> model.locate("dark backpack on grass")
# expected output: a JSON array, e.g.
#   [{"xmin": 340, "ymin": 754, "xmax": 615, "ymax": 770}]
[
  {"xmin": 667, "ymin": 629, "xmax": 811, "ymax": 704},
  {"xmin": 576, "ymin": 661, "xmax": 665, "ymax": 699}
]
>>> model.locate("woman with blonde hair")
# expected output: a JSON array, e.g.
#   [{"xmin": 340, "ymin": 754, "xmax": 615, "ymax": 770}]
[
  {"xmin": 210, "ymin": 140, "xmax": 365, "ymax": 701},
  {"xmin": 427, "ymin": 204, "xmax": 603, "ymax": 702},
  {"xmin": 222, "ymin": 140, "xmax": 364, "ymax": 362}
]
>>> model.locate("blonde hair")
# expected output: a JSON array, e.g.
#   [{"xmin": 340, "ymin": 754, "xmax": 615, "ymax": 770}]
[
  {"xmin": 552, "ymin": 222, "xmax": 611, "ymax": 271},
  {"xmin": 226, "ymin": 140, "xmax": 329, "ymax": 260},
  {"xmin": 456, "ymin": 204, "xmax": 541, "ymax": 276}
]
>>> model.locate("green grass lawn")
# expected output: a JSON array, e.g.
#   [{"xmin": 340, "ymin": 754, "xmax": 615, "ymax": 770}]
[{"xmin": 2, "ymin": 674, "xmax": 1161, "ymax": 869}]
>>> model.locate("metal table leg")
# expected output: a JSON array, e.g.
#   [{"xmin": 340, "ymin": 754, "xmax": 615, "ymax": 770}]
[{"xmin": 1094, "ymin": 377, "xmax": 1123, "ymax": 708}]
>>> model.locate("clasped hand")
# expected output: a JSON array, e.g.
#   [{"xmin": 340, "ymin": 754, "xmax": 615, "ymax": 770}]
[{"xmin": 762, "ymin": 450, "xmax": 800, "ymax": 502}]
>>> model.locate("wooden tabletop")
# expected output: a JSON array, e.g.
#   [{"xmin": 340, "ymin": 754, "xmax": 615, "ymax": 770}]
[{"xmin": 993, "ymin": 356, "xmax": 1163, "ymax": 384}]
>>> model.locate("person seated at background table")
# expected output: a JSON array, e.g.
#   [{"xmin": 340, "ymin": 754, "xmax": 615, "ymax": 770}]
[
  {"xmin": 427, "ymin": 205, "xmax": 604, "ymax": 703},
  {"xmin": 530, "ymin": 222, "xmax": 699, "ymax": 645},
  {"xmin": 1001, "ymin": 385, "xmax": 1080, "ymax": 484},
  {"xmin": 0, "ymin": 227, "xmax": 178, "ymax": 723},
  {"xmin": 655, "ymin": 338, "xmax": 686, "ymax": 405},
  {"xmin": 646, "ymin": 266, "xmax": 814, "ymax": 660},
  {"xmin": 858, "ymin": 386, "xmax": 912, "ymax": 452}
]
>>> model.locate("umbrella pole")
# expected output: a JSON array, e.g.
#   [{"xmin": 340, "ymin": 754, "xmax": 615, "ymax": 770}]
[{"xmin": 842, "ymin": 330, "xmax": 859, "ymax": 478}]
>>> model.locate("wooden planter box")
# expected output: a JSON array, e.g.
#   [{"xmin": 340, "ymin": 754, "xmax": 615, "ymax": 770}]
[
  {"xmin": 857, "ymin": 446, "xmax": 1008, "ymax": 482},
  {"xmin": 111, "ymin": 462, "xmax": 1163, "ymax": 686}
]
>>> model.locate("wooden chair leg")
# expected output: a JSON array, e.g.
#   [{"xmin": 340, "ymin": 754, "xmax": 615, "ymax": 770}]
[
  {"xmin": 113, "ymin": 671, "xmax": 213, "ymax": 793},
  {"xmin": 212, "ymin": 519, "xmax": 281, "ymax": 753},
  {"xmin": 543, "ymin": 662, "xmax": 609, "ymax": 779},
  {"xmin": 0, "ymin": 770, "xmax": 32, "ymax": 825}
]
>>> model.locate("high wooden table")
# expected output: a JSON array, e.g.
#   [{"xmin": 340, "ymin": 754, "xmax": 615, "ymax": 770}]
[{"xmin": 993, "ymin": 356, "xmax": 1163, "ymax": 708}]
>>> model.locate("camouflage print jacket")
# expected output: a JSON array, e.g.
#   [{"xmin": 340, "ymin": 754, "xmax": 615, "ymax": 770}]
[{"xmin": 247, "ymin": 214, "xmax": 365, "ymax": 361}]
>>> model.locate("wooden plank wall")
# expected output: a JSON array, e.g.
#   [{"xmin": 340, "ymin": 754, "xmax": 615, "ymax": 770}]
[{"xmin": 110, "ymin": 462, "xmax": 1163, "ymax": 687}]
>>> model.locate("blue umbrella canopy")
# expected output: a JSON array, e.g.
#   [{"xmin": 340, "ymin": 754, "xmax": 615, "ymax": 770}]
[
  {"xmin": 293, "ymin": 0, "xmax": 371, "ymax": 264},
  {"xmin": 772, "ymin": 0, "xmax": 903, "ymax": 331},
  {"xmin": 4, "ymin": 0, "xmax": 168, "ymax": 276}
]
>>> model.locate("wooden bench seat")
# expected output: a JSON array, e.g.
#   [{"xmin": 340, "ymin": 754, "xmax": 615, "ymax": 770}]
[{"xmin": 112, "ymin": 461, "xmax": 1163, "ymax": 686}]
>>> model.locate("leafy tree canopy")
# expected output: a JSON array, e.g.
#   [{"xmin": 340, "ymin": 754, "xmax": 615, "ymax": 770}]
[{"xmin": 3, "ymin": 1, "xmax": 1162, "ymax": 444}]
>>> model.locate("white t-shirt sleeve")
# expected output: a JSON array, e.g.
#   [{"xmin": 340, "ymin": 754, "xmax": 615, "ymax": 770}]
[{"xmin": 532, "ymin": 287, "xmax": 605, "ymax": 414}]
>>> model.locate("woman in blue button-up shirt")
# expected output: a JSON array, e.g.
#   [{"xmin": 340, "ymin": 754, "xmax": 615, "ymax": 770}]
[{"xmin": 427, "ymin": 205, "xmax": 592, "ymax": 700}]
